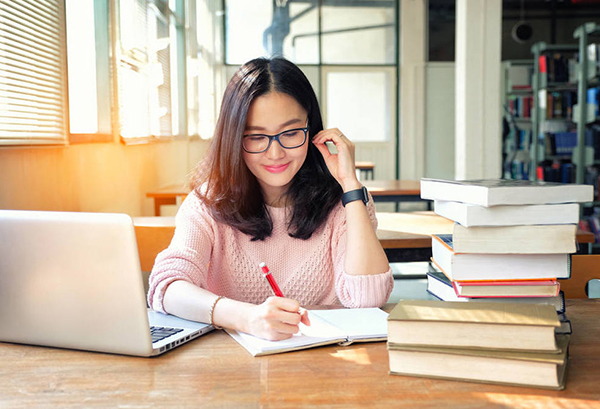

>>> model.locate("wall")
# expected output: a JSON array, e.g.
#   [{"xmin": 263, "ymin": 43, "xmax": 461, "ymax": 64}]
[
  {"xmin": 0, "ymin": 139, "xmax": 210, "ymax": 217},
  {"xmin": 425, "ymin": 62, "xmax": 455, "ymax": 180}
]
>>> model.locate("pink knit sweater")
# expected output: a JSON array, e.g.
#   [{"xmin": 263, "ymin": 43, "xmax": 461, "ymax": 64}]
[{"xmin": 147, "ymin": 191, "xmax": 393, "ymax": 312}]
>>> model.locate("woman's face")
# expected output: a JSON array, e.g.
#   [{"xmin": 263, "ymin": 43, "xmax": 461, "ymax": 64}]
[{"xmin": 242, "ymin": 91, "xmax": 309, "ymax": 205}]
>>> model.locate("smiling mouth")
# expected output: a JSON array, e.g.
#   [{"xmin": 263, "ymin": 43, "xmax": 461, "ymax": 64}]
[{"xmin": 263, "ymin": 163, "xmax": 290, "ymax": 173}]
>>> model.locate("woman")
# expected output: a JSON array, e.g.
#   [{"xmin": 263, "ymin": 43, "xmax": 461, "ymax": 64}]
[{"xmin": 148, "ymin": 57, "xmax": 393, "ymax": 341}]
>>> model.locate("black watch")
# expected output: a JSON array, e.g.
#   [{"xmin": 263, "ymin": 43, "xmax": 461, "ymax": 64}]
[{"xmin": 341, "ymin": 186, "xmax": 369, "ymax": 207}]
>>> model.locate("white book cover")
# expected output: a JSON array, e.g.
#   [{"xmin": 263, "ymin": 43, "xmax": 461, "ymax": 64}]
[
  {"xmin": 434, "ymin": 200, "xmax": 580, "ymax": 227},
  {"xmin": 451, "ymin": 223, "xmax": 577, "ymax": 254},
  {"xmin": 421, "ymin": 178, "xmax": 593, "ymax": 207},
  {"xmin": 431, "ymin": 234, "xmax": 571, "ymax": 280},
  {"xmin": 227, "ymin": 308, "xmax": 388, "ymax": 356}
]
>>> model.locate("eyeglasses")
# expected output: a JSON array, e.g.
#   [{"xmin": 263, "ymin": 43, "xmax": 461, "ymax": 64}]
[{"xmin": 242, "ymin": 120, "xmax": 309, "ymax": 154}]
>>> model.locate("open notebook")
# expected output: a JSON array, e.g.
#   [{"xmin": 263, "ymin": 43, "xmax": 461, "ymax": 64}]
[{"xmin": 227, "ymin": 308, "xmax": 388, "ymax": 356}]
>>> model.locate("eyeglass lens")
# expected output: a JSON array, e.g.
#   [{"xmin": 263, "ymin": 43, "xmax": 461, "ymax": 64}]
[{"xmin": 243, "ymin": 128, "xmax": 307, "ymax": 153}]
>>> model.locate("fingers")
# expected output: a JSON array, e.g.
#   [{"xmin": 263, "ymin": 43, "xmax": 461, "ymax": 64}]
[
  {"xmin": 312, "ymin": 128, "xmax": 353, "ymax": 150},
  {"xmin": 259, "ymin": 297, "xmax": 309, "ymax": 339},
  {"xmin": 299, "ymin": 307, "xmax": 311, "ymax": 326}
]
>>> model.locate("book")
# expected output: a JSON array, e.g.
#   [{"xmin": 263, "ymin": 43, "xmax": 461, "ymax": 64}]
[
  {"xmin": 387, "ymin": 300, "xmax": 560, "ymax": 352},
  {"xmin": 388, "ymin": 334, "xmax": 569, "ymax": 390},
  {"xmin": 556, "ymin": 312, "xmax": 572, "ymax": 335},
  {"xmin": 450, "ymin": 223, "xmax": 577, "ymax": 254},
  {"xmin": 227, "ymin": 308, "xmax": 388, "ymax": 356},
  {"xmin": 420, "ymin": 178, "xmax": 593, "ymax": 207},
  {"xmin": 433, "ymin": 200, "xmax": 580, "ymax": 227},
  {"xmin": 432, "ymin": 234, "xmax": 571, "ymax": 280},
  {"xmin": 452, "ymin": 279, "xmax": 560, "ymax": 298},
  {"xmin": 426, "ymin": 272, "xmax": 566, "ymax": 313}
]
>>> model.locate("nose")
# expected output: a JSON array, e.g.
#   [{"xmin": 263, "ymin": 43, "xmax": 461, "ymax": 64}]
[{"xmin": 265, "ymin": 138, "xmax": 285, "ymax": 159}]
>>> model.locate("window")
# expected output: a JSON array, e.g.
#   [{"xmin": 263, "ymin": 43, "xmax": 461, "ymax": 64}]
[
  {"xmin": 224, "ymin": 0, "xmax": 398, "ymax": 179},
  {"xmin": 225, "ymin": 0, "xmax": 396, "ymax": 65},
  {"xmin": 1, "ymin": 0, "xmax": 216, "ymax": 146},
  {"xmin": 0, "ymin": 0, "xmax": 69, "ymax": 146},
  {"xmin": 65, "ymin": 0, "xmax": 112, "ymax": 142},
  {"xmin": 117, "ymin": 0, "xmax": 186, "ymax": 141},
  {"xmin": 323, "ymin": 68, "xmax": 394, "ymax": 142}
]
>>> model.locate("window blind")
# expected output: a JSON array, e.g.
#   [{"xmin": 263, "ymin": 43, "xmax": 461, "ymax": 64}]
[{"xmin": 0, "ymin": 0, "xmax": 68, "ymax": 145}]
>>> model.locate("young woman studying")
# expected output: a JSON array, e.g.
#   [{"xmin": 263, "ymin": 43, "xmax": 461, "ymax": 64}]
[{"xmin": 147, "ymin": 57, "xmax": 393, "ymax": 341}]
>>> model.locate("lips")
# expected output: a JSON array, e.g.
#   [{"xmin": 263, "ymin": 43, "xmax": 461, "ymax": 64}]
[{"xmin": 263, "ymin": 163, "xmax": 290, "ymax": 173}]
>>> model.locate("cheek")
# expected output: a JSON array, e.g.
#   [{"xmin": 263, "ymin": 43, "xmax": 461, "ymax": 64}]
[{"xmin": 242, "ymin": 152, "xmax": 259, "ymax": 174}]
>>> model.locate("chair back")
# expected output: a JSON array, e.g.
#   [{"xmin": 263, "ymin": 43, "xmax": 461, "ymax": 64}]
[{"xmin": 559, "ymin": 255, "xmax": 600, "ymax": 298}]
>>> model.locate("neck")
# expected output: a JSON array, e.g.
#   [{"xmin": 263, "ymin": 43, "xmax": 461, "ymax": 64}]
[{"xmin": 260, "ymin": 184, "xmax": 289, "ymax": 208}]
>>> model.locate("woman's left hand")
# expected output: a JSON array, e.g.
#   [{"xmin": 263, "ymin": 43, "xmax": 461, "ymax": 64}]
[{"xmin": 312, "ymin": 128, "xmax": 361, "ymax": 191}]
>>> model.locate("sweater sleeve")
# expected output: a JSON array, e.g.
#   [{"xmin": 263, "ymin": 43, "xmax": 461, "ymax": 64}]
[
  {"xmin": 147, "ymin": 192, "xmax": 214, "ymax": 313},
  {"xmin": 331, "ymin": 194, "xmax": 394, "ymax": 308}
]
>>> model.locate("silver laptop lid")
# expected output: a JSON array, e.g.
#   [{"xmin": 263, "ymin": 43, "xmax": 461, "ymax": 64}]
[{"xmin": 0, "ymin": 210, "xmax": 154, "ymax": 356}]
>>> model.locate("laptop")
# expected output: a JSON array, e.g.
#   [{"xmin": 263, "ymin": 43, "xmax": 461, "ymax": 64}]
[{"xmin": 0, "ymin": 209, "xmax": 213, "ymax": 357}]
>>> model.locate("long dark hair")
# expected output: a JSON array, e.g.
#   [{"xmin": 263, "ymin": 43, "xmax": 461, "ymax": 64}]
[{"xmin": 191, "ymin": 57, "xmax": 342, "ymax": 240}]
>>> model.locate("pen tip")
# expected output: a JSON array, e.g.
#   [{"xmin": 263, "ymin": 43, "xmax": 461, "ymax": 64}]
[{"xmin": 259, "ymin": 262, "xmax": 266, "ymax": 268}]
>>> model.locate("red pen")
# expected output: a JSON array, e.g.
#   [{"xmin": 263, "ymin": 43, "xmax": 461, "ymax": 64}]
[
  {"xmin": 259, "ymin": 262, "xmax": 284, "ymax": 297},
  {"xmin": 259, "ymin": 262, "xmax": 310, "ymax": 326}
]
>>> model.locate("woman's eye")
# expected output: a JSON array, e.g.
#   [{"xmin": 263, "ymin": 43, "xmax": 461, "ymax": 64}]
[
  {"xmin": 282, "ymin": 130, "xmax": 300, "ymax": 138},
  {"xmin": 248, "ymin": 136, "xmax": 266, "ymax": 142}
]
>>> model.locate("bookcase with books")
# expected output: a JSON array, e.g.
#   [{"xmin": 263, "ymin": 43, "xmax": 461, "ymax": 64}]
[
  {"xmin": 410, "ymin": 178, "xmax": 594, "ymax": 388},
  {"xmin": 572, "ymin": 23, "xmax": 600, "ymax": 245},
  {"xmin": 530, "ymin": 42, "xmax": 579, "ymax": 183},
  {"xmin": 502, "ymin": 60, "xmax": 534, "ymax": 180}
]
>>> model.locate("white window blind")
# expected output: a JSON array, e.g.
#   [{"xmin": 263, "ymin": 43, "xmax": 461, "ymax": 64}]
[{"xmin": 0, "ymin": 0, "xmax": 68, "ymax": 146}]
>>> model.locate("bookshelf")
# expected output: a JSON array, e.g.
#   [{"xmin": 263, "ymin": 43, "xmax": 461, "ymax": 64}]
[
  {"xmin": 574, "ymin": 22, "xmax": 600, "ymax": 185},
  {"xmin": 573, "ymin": 23, "xmax": 600, "ymax": 248},
  {"xmin": 530, "ymin": 42, "xmax": 579, "ymax": 182},
  {"xmin": 501, "ymin": 60, "xmax": 533, "ymax": 180}
]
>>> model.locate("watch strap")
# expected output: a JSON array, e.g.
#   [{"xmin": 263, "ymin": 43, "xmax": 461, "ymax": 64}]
[{"xmin": 341, "ymin": 186, "xmax": 368, "ymax": 207}]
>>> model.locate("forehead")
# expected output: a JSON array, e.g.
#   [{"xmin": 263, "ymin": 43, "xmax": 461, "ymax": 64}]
[{"xmin": 246, "ymin": 92, "xmax": 306, "ymax": 130}]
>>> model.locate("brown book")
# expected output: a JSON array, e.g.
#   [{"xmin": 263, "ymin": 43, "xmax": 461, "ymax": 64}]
[
  {"xmin": 388, "ymin": 300, "xmax": 560, "ymax": 351},
  {"xmin": 388, "ymin": 334, "xmax": 569, "ymax": 390}
]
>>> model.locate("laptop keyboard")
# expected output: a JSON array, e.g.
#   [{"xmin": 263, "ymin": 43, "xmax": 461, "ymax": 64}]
[{"xmin": 150, "ymin": 326, "xmax": 183, "ymax": 343}]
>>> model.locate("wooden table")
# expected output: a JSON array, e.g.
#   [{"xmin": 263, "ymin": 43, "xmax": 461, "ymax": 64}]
[
  {"xmin": 377, "ymin": 211, "xmax": 595, "ymax": 262},
  {"xmin": 365, "ymin": 179, "xmax": 431, "ymax": 210},
  {"xmin": 147, "ymin": 179, "xmax": 429, "ymax": 216},
  {"xmin": 146, "ymin": 183, "xmax": 189, "ymax": 216},
  {"xmin": 1, "ymin": 299, "xmax": 598, "ymax": 408},
  {"xmin": 133, "ymin": 212, "xmax": 596, "ymax": 265},
  {"xmin": 355, "ymin": 161, "xmax": 375, "ymax": 180}
]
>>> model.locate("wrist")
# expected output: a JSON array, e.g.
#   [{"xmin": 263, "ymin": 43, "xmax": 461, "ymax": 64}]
[{"xmin": 340, "ymin": 178, "xmax": 362, "ymax": 192}]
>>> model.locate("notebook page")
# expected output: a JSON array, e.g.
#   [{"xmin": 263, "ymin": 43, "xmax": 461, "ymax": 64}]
[
  {"xmin": 228, "ymin": 312, "xmax": 346, "ymax": 356},
  {"xmin": 310, "ymin": 308, "xmax": 389, "ymax": 341}
]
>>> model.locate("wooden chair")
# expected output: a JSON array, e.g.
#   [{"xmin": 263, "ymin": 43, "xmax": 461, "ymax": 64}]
[
  {"xmin": 559, "ymin": 255, "xmax": 600, "ymax": 299},
  {"xmin": 133, "ymin": 217, "xmax": 176, "ymax": 295}
]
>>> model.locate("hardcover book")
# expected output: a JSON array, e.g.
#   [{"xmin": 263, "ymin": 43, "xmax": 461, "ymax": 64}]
[
  {"xmin": 388, "ymin": 334, "xmax": 569, "ymax": 390},
  {"xmin": 433, "ymin": 200, "xmax": 580, "ymax": 227},
  {"xmin": 426, "ymin": 272, "xmax": 567, "ymax": 313},
  {"xmin": 431, "ymin": 234, "xmax": 572, "ymax": 280},
  {"xmin": 420, "ymin": 178, "xmax": 593, "ymax": 207},
  {"xmin": 452, "ymin": 279, "xmax": 560, "ymax": 298},
  {"xmin": 387, "ymin": 300, "xmax": 560, "ymax": 352}
]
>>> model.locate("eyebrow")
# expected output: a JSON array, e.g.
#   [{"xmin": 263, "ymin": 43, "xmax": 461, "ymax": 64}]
[{"xmin": 245, "ymin": 118, "xmax": 304, "ymax": 132}]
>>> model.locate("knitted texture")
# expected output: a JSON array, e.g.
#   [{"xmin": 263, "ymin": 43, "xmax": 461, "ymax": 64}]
[{"xmin": 147, "ymin": 191, "xmax": 393, "ymax": 312}]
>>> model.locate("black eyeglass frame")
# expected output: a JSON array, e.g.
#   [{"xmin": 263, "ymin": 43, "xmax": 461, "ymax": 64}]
[{"xmin": 242, "ymin": 120, "xmax": 310, "ymax": 154}]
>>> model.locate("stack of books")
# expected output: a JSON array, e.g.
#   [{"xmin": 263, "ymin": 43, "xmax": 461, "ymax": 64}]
[
  {"xmin": 387, "ymin": 300, "xmax": 569, "ymax": 389},
  {"xmin": 420, "ymin": 178, "xmax": 594, "ymax": 335}
]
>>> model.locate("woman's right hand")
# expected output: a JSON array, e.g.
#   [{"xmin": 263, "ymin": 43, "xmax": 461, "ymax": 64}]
[{"xmin": 243, "ymin": 297, "xmax": 310, "ymax": 341}]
